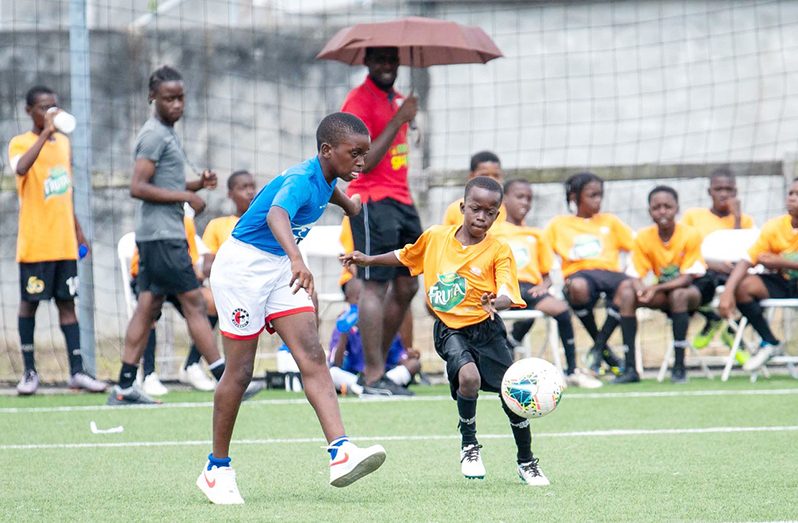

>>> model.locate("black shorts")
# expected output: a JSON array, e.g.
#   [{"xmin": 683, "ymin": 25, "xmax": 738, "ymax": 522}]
[
  {"xmin": 130, "ymin": 277, "xmax": 184, "ymax": 317},
  {"xmin": 759, "ymin": 273, "xmax": 798, "ymax": 299},
  {"xmin": 519, "ymin": 282, "xmax": 548, "ymax": 310},
  {"xmin": 19, "ymin": 260, "xmax": 78, "ymax": 302},
  {"xmin": 706, "ymin": 269, "xmax": 729, "ymax": 288},
  {"xmin": 350, "ymin": 197, "xmax": 423, "ymax": 281},
  {"xmin": 565, "ymin": 269, "xmax": 628, "ymax": 309},
  {"xmin": 136, "ymin": 239, "xmax": 199, "ymax": 296},
  {"xmin": 691, "ymin": 273, "xmax": 718, "ymax": 306},
  {"xmin": 433, "ymin": 316, "xmax": 514, "ymax": 400}
]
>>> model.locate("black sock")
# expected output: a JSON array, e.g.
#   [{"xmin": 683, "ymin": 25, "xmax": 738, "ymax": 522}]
[
  {"xmin": 19, "ymin": 316, "xmax": 36, "ymax": 372},
  {"xmin": 594, "ymin": 306, "xmax": 620, "ymax": 351},
  {"xmin": 456, "ymin": 392, "xmax": 478, "ymax": 446},
  {"xmin": 60, "ymin": 322, "xmax": 83, "ymax": 375},
  {"xmin": 671, "ymin": 312, "xmax": 689, "ymax": 369},
  {"xmin": 554, "ymin": 311, "xmax": 577, "ymax": 374},
  {"xmin": 511, "ymin": 319, "xmax": 535, "ymax": 343},
  {"xmin": 208, "ymin": 359, "xmax": 225, "ymax": 381},
  {"xmin": 574, "ymin": 308, "xmax": 599, "ymax": 341},
  {"xmin": 142, "ymin": 329, "xmax": 157, "ymax": 376},
  {"xmin": 620, "ymin": 316, "xmax": 637, "ymax": 371},
  {"xmin": 500, "ymin": 397, "xmax": 533, "ymax": 463},
  {"xmin": 119, "ymin": 362, "xmax": 138, "ymax": 389},
  {"xmin": 186, "ymin": 316, "xmax": 217, "ymax": 369},
  {"xmin": 700, "ymin": 308, "xmax": 721, "ymax": 323},
  {"xmin": 736, "ymin": 301, "xmax": 780, "ymax": 345}
]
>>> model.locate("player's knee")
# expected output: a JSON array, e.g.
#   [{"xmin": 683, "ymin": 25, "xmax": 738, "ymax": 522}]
[
  {"xmin": 669, "ymin": 288, "xmax": 688, "ymax": 309},
  {"xmin": 566, "ymin": 278, "xmax": 590, "ymax": 305},
  {"xmin": 394, "ymin": 278, "xmax": 419, "ymax": 303},
  {"xmin": 458, "ymin": 367, "xmax": 480, "ymax": 396}
]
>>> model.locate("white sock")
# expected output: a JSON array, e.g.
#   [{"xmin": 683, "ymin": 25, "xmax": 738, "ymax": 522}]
[
  {"xmin": 385, "ymin": 365, "xmax": 412, "ymax": 386},
  {"xmin": 208, "ymin": 358, "xmax": 225, "ymax": 370}
]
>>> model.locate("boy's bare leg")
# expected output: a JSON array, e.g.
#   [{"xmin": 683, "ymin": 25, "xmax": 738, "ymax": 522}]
[
  {"xmin": 212, "ymin": 336, "xmax": 257, "ymax": 458},
  {"xmin": 176, "ymin": 288, "xmax": 221, "ymax": 363}
]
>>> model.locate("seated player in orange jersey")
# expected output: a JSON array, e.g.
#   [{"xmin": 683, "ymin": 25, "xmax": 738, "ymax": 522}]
[
  {"xmin": 492, "ymin": 179, "xmax": 602, "ymax": 388},
  {"xmin": 442, "ymin": 151, "xmax": 507, "ymax": 226},
  {"xmin": 545, "ymin": 172, "xmax": 634, "ymax": 376}
]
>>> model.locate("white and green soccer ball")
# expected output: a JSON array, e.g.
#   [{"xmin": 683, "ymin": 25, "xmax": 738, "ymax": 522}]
[{"xmin": 501, "ymin": 357, "xmax": 565, "ymax": 419}]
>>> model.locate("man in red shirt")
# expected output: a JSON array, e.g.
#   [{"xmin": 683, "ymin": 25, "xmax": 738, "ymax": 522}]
[{"xmin": 341, "ymin": 47, "xmax": 420, "ymax": 395}]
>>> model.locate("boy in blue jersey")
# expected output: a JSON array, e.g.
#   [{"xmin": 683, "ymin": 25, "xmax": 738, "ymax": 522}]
[{"xmin": 197, "ymin": 113, "xmax": 387, "ymax": 505}]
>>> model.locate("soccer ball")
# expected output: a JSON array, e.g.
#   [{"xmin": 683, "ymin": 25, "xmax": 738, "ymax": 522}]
[{"xmin": 501, "ymin": 357, "xmax": 565, "ymax": 419}]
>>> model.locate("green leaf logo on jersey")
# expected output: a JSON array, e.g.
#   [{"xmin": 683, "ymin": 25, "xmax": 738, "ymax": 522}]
[
  {"xmin": 43, "ymin": 167, "xmax": 71, "ymax": 199},
  {"xmin": 659, "ymin": 264, "xmax": 680, "ymax": 283},
  {"xmin": 428, "ymin": 272, "xmax": 467, "ymax": 312},
  {"xmin": 784, "ymin": 252, "xmax": 798, "ymax": 280}
]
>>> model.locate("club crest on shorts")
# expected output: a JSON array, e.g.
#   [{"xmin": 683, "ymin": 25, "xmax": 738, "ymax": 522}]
[{"xmin": 231, "ymin": 308, "xmax": 250, "ymax": 329}]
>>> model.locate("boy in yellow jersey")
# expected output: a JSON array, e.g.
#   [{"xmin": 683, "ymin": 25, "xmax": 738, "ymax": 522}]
[
  {"xmin": 545, "ymin": 172, "xmax": 634, "ymax": 376},
  {"xmin": 615, "ymin": 186, "xmax": 711, "ymax": 384},
  {"xmin": 493, "ymin": 179, "xmax": 602, "ymax": 388},
  {"xmin": 343, "ymin": 177, "xmax": 550, "ymax": 486},
  {"xmin": 442, "ymin": 151, "xmax": 507, "ymax": 226},
  {"xmin": 8, "ymin": 85, "xmax": 106, "ymax": 395},
  {"xmin": 718, "ymin": 178, "xmax": 798, "ymax": 371},
  {"xmin": 682, "ymin": 168, "xmax": 756, "ymax": 349}
]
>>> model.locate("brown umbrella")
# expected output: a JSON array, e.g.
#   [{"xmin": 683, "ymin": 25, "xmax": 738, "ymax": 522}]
[{"xmin": 316, "ymin": 16, "xmax": 503, "ymax": 67}]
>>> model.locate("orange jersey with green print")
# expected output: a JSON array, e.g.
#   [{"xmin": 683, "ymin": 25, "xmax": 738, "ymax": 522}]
[
  {"xmin": 628, "ymin": 224, "xmax": 705, "ymax": 282},
  {"xmin": 747, "ymin": 215, "xmax": 798, "ymax": 280},
  {"xmin": 396, "ymin": 225, "xmax": 525, "ymax": 329},
  {"xmin": 681, "ymin": 207, "xmax": 755, "ymax": 238},
  {"xmin": 131, "ymin": 217, "xmax": 199, "ymax": 278},
  {"xmin": 442, "ymin": 198, "xmax": 506, "ymax": 226},
  {"xmin": 545, "ymin": 213, "xmax": 634, "ymax": 278},
  {"xmin": 491, "ymin": 222, "xmax": 552, "ymax": 285},
  {"xmin": 9, "ymin": 132, "xmax": 77, "ymax": 263},
  {"xmin": 202, "ymin": 215, "xmax": 238, "ymax": 254}
]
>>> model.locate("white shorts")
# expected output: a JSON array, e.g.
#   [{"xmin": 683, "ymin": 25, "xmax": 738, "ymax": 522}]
[{"xmin": 211, "ymin": 238, "xmax": 315, "ymax": 340}]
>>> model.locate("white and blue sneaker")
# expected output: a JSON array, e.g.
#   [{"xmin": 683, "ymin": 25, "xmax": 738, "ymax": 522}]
[
  {"xmin": 460, "ymin": 444, "xmax": 486, "ymax": 479},
  {"xmin": 197, "ymin": 461, "xmax": 244, "ymax": 505},
  {"xmin": 328, "ymin": 439, "xmax": 386, "ymax": 487},
  {"xmin": 743, "ymin": 342, "xmax": 783, "ymax": 372}
]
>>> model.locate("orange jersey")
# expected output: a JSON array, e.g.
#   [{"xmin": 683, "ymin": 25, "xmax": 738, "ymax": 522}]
[
  {"xmin": 747, "ymin": 215, "xmax": 798, "ymax": 280},
  {"xmin": 681, "ymin": 207, "xmax": 755, "ymax": 238},
  {"xmin": 9, "ymin": 132, "xmax": 77, "ymax": 263},
  {"xmin": 491, "ymin": 222, "xmax": 552, "ymax": 285},
  {"xmin": 130, "ymin": 217, "xmax": 199, "ymax": 278},
  {"xmin": 396, "ymin": 225, "xmax": 525, "ymax": 329},
  {"xmin": 628, "ymin": 224, "xmax": 705, "ymax": 282},
  {"xmin": 545, "ymin": 213, "xmax": 634, "ymax": 278},
  {"xmin": 338, "ymin": 217, "xmax": 356, "ymax": 287},
  {"xmin": 442, "ymin": 198, "xmax": 506, "ymax": 226},
  {"xmin": 202, "ymin": 215, "xmax": 238, "ymax": 254}
]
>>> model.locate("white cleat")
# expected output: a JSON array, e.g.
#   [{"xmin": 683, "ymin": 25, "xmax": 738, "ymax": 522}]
[
  {"xmin": 196, "ymin": 463, "xmax": 244, "ymax": 505},
  {"xmin": 743, "ymin": 343, "xmax": 783, "ymax": 372},
  {"xmin": 518, "ymin": 458, "xmax": 550, "ymax": 486},
  {"xmin": 180, "ymin": 363, "xmax": 216, "ymax": 392},
  {"xmin": 565, "ymin": 369, "xmax": 603, "ymax": 389},
  {"xmin": 460, "ymin": 444, "xmax": 486, "ymax": 479},
  {"xmin": 329, "ymin": 441, "xmax": 386, "ymax": 487},
  {"xmin": 142, "ymin": 373, "xmax": 169, "ymax": 396}
]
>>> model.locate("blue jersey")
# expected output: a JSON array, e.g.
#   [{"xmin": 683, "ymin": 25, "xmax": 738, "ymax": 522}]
[{"xmin": 232, "ymin": 157, "xmax": 336, "ymax": 255}]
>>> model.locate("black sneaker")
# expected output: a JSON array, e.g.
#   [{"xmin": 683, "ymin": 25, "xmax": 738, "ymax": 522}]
[
  {"xmin": 611, "ymin": 370, "xmax": 640, "ymax": 384},
  {"xmin": 601, "ymin": 347, "xmax": 624, "ymax": 375},
  {"xmin": 670, "ymin": 367, "xmax": 687, "ymax": 384},
  {"xmin": 356, "ymin": 374, "xmax": 392, "ymax": 396},
  {"xmin": 107, "ymin": 385, "xmax": 160, "ymax": 405},
  {"xmin": 373, "ymin": 376, "xmax": 414, "ymax": 396}
]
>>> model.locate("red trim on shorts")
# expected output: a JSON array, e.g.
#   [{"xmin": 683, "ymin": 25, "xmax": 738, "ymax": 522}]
[
  {"xmin": 264, "ymin": 306, "xmax": 317, "ymax": 334},
  {"xmin": 220, "ymin": 326, "xmax": 265, "ymax": 340}
]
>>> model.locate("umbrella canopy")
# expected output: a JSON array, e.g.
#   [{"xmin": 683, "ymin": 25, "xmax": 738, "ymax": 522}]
[{"xmin": 316, "ymin": 16, "xmax": 503, "ymax": 67}]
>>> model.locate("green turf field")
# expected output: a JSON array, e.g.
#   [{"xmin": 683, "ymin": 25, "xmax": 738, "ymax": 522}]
[{"xmin": 2, "ymin": 376, "xmax": 797, "ymax": 522}]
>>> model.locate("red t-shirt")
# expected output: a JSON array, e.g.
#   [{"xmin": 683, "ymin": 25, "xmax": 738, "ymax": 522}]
[{"xmin": 340, "ymin": 75, "xmax": 412, "ymax": 205}]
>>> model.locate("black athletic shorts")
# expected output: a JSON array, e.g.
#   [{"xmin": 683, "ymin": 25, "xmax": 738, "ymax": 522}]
[
  {"xmin": 691, "ymin": 273, "xmax": 718, "ymax": 306},
  {"xmin": 434, "ymin": 316, "xmax": 514, "ymax": 400},
  {"xmin": 706, "ymin": 269, "xmax": 729, "ymax": 288},
  {"xmin": 136, "ymin": 239, "xmax": 199, "ymax": 296},
  {"xmin": 759, "ymin": 273, "xmax": 798, "ymax": 299},
  {"xmin": 130, "ymin": 277, "xmax": 184, "ymax": 317},
  {"xmin": 565, "ymin": 269, "xmax": 628, "ymax": 309},
  {"xmin": 350, "ymin": 197, "xmax": 423, "ymax": 281},
  {"xmin": 519, "ymin": 281, "xmax": 548, "ymax": 310},
  {"xmin": 19, "ymin": 260, "xmax": 78, "ymax": 302}
]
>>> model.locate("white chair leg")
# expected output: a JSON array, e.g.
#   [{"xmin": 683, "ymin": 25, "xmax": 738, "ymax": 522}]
[
  {"xmin": 657, "ymin": 344, "xmax": 671, "ymax": 383},
  {"xmin": 722, "ymin": 318, "xmax": 747, "ymax": 382},
  {"xmin": 691, "ymin": 346, "xmax": 714, "ymax": 379},
  {"xmin": 546, "ymin": 317, "xmax": 562, "ymax": 371}
]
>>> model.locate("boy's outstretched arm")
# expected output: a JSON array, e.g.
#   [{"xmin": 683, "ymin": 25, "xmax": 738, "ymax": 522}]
[
  {"xmin": 340, "ymin": 250, "xmax": 403, "ymax": 268},
  {"xmin": 481, "ymin": 292, "xmax": 511, "ymax": 320},
  {"xmin": 329, "ymin": 186, "xmax": 362, "ymax": 217},
  {"xmin": 267, "ymin": 206, "xmax": 315, "ymax": 296}
]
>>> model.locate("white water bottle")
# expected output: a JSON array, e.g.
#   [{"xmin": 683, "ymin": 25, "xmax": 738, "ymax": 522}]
[{"xmin": 47, "ymin": 107, "xmax": 76, "ymax": 134}]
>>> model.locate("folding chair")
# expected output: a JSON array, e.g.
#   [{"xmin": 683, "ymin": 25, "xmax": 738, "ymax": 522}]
[
  {"xmin": 499, "ymin": 310, "xmax": 563, "ymax": 371},
  {"xmin": 297, "ymin": 224, "xmax": 347, "ymax": 315}
]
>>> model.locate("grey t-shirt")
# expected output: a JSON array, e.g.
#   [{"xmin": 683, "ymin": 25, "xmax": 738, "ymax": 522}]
[{"xmin": 133, "ymin": 117, "xmax": 186, "ymax": 241}]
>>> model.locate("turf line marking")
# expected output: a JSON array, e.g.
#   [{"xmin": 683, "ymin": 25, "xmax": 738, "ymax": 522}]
[
  {"xmin": 3, "ymin": 425, "xmax": 798, "ymax": 450},
  {"xmin": 1, "ymin": 388, "xmax": 797, "ymax": 414}
]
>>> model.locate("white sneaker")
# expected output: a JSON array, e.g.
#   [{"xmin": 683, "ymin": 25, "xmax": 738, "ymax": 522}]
[
  {"xmin": 518, "ymin": 458, "xmax": 550, "ymax": 486},
  {"xmin": 196, "ymin": 463, "xmax": 244, "ymax": 505},
  {"xmin": 142, "ymin": 373, "xmax": 169, "ymax": 396},
  {"xmin": 743, "ymin": 343, "xmax": 783, "ymax": 372},
  {"xmin": 460, "ymin": 444, "xmax": 486, "ymax": 479},
  {"xmin": 565, "ymin": 369, "xmax": 603, "ymax": 389},
  {"xmin": 180, "ymin": 363, "xmax": 216, "ymax": 391},
  {"xmin": 328, "ymin": 441, "xmax": 386, "ymax": 487}
]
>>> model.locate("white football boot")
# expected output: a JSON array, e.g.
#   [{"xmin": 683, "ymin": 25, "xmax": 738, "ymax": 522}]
[
  {"xmin": 196, "ymin": 463, "xmax": 244, "ymax": 505},
  {"xmin": 329, "ymin": 440, "xmax": 386, "ymax": 487},
  {"xmin": 460, "ymin": 444, "xmax": 486, "ymax": 479}
]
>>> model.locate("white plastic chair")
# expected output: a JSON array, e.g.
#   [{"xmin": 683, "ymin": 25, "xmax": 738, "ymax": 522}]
[
  {"xmin": 298, "ymin": 224, "xmax": 346, "ymax": 311},
  {"xmin": 499, "ymin": 309, "xmax": 562, "ymax": 371}
]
